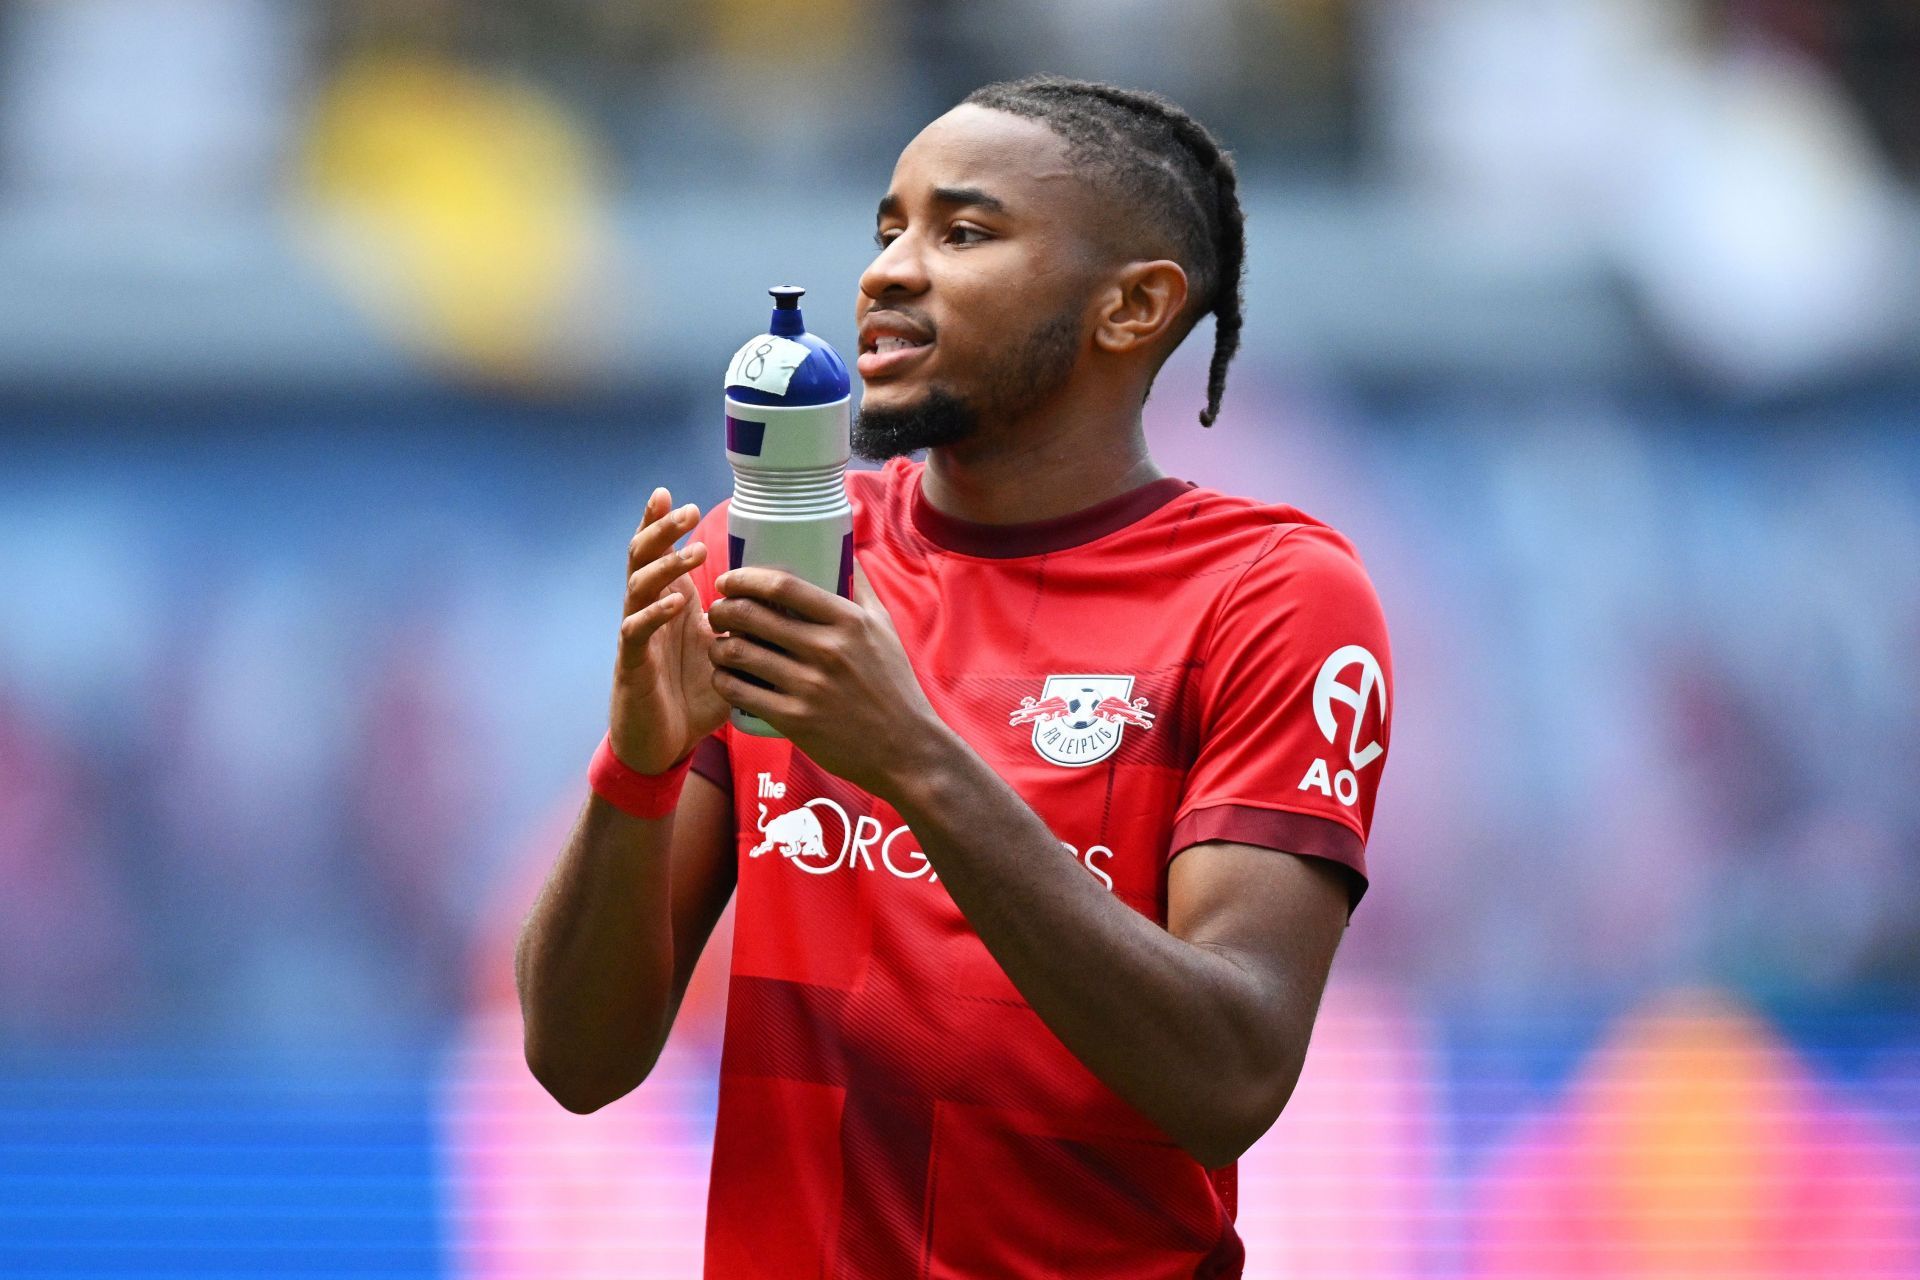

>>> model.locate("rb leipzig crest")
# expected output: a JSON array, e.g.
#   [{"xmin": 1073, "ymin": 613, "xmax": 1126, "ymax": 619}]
[{"xmin": 1008, "ymin": 674, "xmax": 1155, "ymax": 767}]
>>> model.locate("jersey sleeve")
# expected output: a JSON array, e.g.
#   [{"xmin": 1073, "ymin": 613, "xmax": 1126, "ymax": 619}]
[
  {"xmin": 681, "ymin": 499, "xmax": 733, "ymax": 796},
  {"xmin": 1169, "ymin": 524, "xmax": 1392, "ymax": 911}
]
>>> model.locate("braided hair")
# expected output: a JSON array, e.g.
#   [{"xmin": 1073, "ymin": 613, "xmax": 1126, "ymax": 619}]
[{"xmin": 961, "ymin": 76, "xmax": 1246, "ymax": 427}]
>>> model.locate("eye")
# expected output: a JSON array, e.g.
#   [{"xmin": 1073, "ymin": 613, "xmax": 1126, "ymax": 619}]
[{"xmin": 872, "ymin": 223, "xmax": 990, "ymax": 250}]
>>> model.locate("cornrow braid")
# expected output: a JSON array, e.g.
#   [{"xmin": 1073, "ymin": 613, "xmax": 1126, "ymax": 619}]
[{"xmin": 962, "ymin": 75, "xmax": 1246, "ymax": 427}]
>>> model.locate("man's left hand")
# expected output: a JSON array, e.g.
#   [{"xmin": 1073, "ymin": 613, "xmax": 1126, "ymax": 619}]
[{"xmin": 707, "ymin": 558, "xmax": 949, "ymax": 798}]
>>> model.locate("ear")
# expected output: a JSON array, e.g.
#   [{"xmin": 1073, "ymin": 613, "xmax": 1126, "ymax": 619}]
[{"xmin": 1091, "ymin": 259, "xmax": 1190, "ymax": 357}]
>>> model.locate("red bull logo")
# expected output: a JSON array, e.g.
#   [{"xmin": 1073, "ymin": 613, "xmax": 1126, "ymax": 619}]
[
  {"xmin": 748, "ymin": 805, "xmax": 832, "ymax": 864},
  {"xmin": 747, "ymin": 786, "xmax": 1118, "ymax": 890},
  {"xmin": 1009, "ymin": 674, "xmax": 1154, "ymax": 767},
  {"xmin": 749, "ymin": 798, "xmax": 932, "ymax": 878}
]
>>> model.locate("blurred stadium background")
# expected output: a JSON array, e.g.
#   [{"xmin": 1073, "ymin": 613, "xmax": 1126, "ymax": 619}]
[{"xmin": 2, "ymin": 0, "xmax": 1918, "ymax": 1275}]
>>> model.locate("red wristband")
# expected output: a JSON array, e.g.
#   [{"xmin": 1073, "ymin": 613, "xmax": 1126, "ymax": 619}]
[{"xmin": 589, "ymin": 732, "xmax": 694, "ymax": 820}]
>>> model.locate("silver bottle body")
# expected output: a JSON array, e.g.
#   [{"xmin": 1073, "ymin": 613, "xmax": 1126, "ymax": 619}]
[{"xmin": 724, "ymin": 392, "xmax": 853, "ymax": 738}]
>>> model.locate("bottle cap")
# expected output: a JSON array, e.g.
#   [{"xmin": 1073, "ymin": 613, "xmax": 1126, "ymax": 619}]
[{"xmin": 769, "ymin": 286, "xmax": 806, "ymax": 335}]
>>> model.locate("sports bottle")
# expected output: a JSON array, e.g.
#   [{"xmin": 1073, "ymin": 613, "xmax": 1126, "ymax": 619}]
[{"xmin": 722, "ymin": 285, "xmax": 853, "ymax": 738}]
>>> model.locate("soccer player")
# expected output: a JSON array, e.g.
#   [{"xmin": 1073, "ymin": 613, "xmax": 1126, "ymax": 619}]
[{"xmin": 516, "ymin": 75, "xmax": 1393, "ymax": 1278}]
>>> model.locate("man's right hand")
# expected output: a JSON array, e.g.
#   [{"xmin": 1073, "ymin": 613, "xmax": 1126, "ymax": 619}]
[{"xmin": 608, "ymin": 487, "xmax": 729, "ymax": 775}]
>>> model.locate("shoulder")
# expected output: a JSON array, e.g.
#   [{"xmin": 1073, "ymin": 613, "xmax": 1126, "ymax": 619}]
[
  {"xmin": 1169, "ymin": 485, "xmax": 1375, "ymax": 599},
  {"xmin": 686, "ymin": 497, "xmax": 735, "ymax": 606},
  {"xmin": 1174, "ymin": 490, "xmax": 1389, "ymax": 678},
  {"xmin": 847, "ymin": 457, "xmax": 920, "ymax": 536},
  {"xmin": 847, "ymin": 457, "xmax": 918, "ymax": 503},
  {"xmin": 1179, "ymin": 484, "xmax": 1353, "ymax": 551},
  {"xmin": 694, "ymin": 493, "xmax": 731, "ymax": 528}
]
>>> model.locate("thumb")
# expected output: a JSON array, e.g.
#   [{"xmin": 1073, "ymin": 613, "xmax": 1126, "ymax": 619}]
[{"xmin": 850, "ymin": 555, "xmax": 885, "ymax": 615}]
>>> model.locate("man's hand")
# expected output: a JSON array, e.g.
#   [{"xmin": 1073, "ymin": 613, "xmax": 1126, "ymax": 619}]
[
  {"xmin": 609, "ymin": 487, "xmax": 730, "ymax": 774},
  {"xmin": 706, "ymin": 558, "xmax": 949, "ymax": 797}
]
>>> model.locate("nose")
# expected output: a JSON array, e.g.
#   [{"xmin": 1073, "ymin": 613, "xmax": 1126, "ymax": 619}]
[{"xmin": 858, "ymin": 227, "xmax": 929, "ymax": 305}]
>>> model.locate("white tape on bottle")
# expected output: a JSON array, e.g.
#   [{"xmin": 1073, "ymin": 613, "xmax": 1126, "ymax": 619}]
[{"xmin": 724, "ymin": 334, "xmax": 812, "ymax": 396}]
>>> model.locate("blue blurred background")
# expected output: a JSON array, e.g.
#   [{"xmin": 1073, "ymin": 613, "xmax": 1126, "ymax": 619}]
[{"xmin": 2, "ymin": 1, "xmax": 1918, "ymax": 1276}]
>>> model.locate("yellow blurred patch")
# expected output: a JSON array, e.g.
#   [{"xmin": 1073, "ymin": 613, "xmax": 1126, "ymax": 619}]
[{"xmin": 299, "ymin": 55, "xmax": 606, "ymax": 385}]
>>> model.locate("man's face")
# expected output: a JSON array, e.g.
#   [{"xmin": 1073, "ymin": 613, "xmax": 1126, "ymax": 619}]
[{"xmin": 853, "ymin": 105, "xmax": 1104, "ymax": 460}]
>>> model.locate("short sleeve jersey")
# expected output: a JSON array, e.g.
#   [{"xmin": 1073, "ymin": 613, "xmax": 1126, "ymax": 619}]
[{"xmin": 679, "ymin": 457, "xmax": 1392, "ymax": 1279}]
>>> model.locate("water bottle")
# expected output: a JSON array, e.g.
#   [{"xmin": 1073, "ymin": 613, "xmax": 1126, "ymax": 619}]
[{"xmin": 723, "ymin": 285, "xmax": 853, "ymax": 739}]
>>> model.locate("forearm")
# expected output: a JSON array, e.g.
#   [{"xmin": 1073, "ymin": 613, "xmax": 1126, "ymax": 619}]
[
  {"xmin": 884, "ymin": 732, "xmax": 1291, "ymax": 1165},
  {"xmin": 515, "ymin": 792, "xmax": 677, "ymax": 1112}
]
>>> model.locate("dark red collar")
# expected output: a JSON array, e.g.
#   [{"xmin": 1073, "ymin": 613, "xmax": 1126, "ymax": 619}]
[{"xmin": 909, "ymin": 471, "xmax": 1197, "ymax": 558}]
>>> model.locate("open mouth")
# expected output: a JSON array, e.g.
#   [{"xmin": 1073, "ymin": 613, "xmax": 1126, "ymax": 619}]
[{"xmin": 856, "ymin": 335, "xmax": 934, "ymax": 379}]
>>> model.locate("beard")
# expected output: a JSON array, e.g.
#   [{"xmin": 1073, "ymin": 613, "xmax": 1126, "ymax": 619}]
[
  {"xmin": 852, "ymin": 308, "xmax": 1082, "ymax": 461},
  {"xmin": 851, "ymin": 385, "xmax": 977, "ymax": 462}
]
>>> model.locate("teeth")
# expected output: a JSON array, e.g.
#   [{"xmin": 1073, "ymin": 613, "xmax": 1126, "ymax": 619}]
[{"xmin": 874, "ymin": 336, "xmax": 924, "ymax": 354}]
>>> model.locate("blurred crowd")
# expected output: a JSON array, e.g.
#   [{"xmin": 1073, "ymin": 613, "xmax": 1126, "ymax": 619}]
[
  {"xmin": 2, "ymin": 377, "xmax": 1914, "ymax": 1050},
  {"xmin": 0, "ymin": 0, "xmax": 1916, "ymax": 1054},
  {"xmin": 6, "ymin": 0, "xmax": 1916, "ymax": 395},
  {"xmin": 4, "ymin": 0, "xmax": 1917, "ymax": 190}
]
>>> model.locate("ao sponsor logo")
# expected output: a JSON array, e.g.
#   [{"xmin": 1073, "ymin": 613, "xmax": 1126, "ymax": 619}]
[
  {"xmin": 1297, "ymin": 645, "xmax": 1387, "ymax": 807},
  {"xmin": 748, "ymin": 774, "xmax": 1116, "ymax": 890}
]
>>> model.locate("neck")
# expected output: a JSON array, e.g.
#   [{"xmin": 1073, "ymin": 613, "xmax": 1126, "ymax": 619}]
[{"xmin": 919, "ymin": 394, "xmax": 1164, "ymax": 525}]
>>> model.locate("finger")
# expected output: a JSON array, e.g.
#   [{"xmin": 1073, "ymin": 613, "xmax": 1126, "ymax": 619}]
[
  {"xmin": 850, "ymin": 556, "xmax": 882, "ymax": 614},
  {"xmin": 715, "ymin": 567, "xmax": 847, "ymax": 625},
  {"xmin": 615, "ymin": 590, "xmax": 688, "ymax": 670},
  {"xmin": 629, "ymin": 486, "xmax": 670, "ymax": 565},
  {"xmin": 628, "ymin": 498, "xmax": 700, "ymax": 576},
  {"xmin": 711, "ymin": 665, "xmax": 804, "ymax": 725},
  {"xmin": 625, "ymin": 540, "xmax": 707, "ymax": 615},
  {"xmin": 711, "ymin": 632, "xmax": 812, "ymax": 692},
  {"xmin": 705, "ymin": 595, "xmax": 817, "ymax": 652},
  {"xmin": 629, "ymin": 498, "xmax": 698, "ymax": 571}
]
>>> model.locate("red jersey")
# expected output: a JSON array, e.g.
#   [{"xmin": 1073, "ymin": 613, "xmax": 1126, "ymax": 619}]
[{"xmin": 681, "ymin": 456, "xmax": 1392, "ymax": 1278}]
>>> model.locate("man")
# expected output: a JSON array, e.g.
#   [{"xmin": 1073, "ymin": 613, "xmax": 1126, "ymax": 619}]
[{"xmin": 516, "ymin": 75, "xmax": 1392, "ymax": 1277}]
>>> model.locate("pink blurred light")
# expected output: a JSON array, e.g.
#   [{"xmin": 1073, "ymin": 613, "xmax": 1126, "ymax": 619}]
[{"xmin": 1471, "ymin": 990, "xmax": 1920, "ymax": 1280}]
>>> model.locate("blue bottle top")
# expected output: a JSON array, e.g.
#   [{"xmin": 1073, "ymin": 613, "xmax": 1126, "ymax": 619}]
[{"xmin": 727, "ymin": 286, "xmax": 851, "ymax": 408}]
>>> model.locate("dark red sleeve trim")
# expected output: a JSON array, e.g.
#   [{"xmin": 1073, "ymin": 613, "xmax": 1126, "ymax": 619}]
[
  {"xmin": 1170, "ymin": 805, "xmax": 1369, "ymax": 913},
  {"xmin": 689, "ymin": 731, "xmax": 731, "ymax": 797}
]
